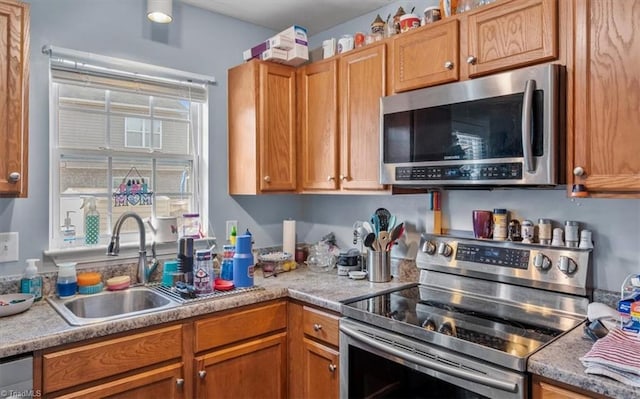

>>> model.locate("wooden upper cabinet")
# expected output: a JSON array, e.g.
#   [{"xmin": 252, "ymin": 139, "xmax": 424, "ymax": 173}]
[
  {"xmin": 228, "ymin": 60, "xmax": 296, "ymax": 194},
  {"xmin": 392, "ymin": 19, "xmax": 460, "ymax": 92},
  {"xmin": 339, "ymin": 44, "xmax": 387, "ymax": 191},
  {"xmin": 569, "ymin": 0, "xmax": 640, "ymax": 196},
  {"xmin": 464, "ymin": 0, "xmax": 558, "ymax": 78},
  {"xmin": 298, "ymin": 59, "xmax": 339, "ymax": 190},
  {"xmin": 0, "ymin": 0, "xmax": 29, "ymax": 197}
]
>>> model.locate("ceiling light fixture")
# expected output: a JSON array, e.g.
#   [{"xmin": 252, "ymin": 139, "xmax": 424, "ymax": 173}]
[{"xmin": 147, "ymin": 0, "xmax": 173, "ymax": 23}]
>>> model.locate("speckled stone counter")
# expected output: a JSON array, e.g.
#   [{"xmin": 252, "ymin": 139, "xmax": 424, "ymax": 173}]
[
  {"xmin": 529, "ymin": 324, "xmax": 640, "ymax": 399},
  {"xmin": 0, "ymin": 263, "xmax": 416, "ymax": 358}
]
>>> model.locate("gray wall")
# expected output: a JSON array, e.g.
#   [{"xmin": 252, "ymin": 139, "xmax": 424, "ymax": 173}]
[{"xmin": 0, "ymin": 0, "xmax": 637, "ymax": 293}]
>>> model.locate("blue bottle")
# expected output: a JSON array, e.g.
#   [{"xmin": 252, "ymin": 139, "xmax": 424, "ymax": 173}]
[{"xmin": 233, "ymin": 235, "xmax": 254, "ymax": 288}]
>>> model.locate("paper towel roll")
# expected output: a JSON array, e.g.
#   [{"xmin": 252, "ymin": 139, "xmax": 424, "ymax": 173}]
[{"xmin": 283, "ymin": 220, "xmax": 296, "ymax": 255}]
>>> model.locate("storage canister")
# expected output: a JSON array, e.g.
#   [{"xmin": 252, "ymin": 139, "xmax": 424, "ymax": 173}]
[
  {"xmin": 538, "ymin": 218, "xmax": 552, "ymax": 245},
  {"xmin": 233, "ymin": 235, "xmax": 254, "ymax": 288},
  {"xmin": 565, "ymin": 221, "xmax": 580, "ymax": 248},
  {"xmin": 492, "ymin": 209, "xmax": 508, "ymax": 241}
]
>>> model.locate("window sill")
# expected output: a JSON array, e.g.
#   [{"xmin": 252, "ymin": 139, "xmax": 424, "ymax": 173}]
[{"xmin": 44, "ymin": 237, "xmax": 217, "ymax": 267}]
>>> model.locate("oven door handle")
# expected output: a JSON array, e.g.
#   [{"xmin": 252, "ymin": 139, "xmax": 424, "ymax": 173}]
[
  {"xmin": 340, "ymin": 324, "xmax": 519, "ymax": 394},
  {"xmin": 521, "ymin": 79, "xmax": 536, "ymax": 173}
]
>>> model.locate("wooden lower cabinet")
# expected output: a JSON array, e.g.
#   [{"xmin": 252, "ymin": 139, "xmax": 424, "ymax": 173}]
[
  {"xmin": 194, "ymin": 333, "xmax": 287, "ymax": 399},
  {"xmin": 532, "ymin": 375, "xmax": 606, "ymax": 399},
  {"xmin": 289, "ymin": 301, "xmax": 340, "ymax": 399}
]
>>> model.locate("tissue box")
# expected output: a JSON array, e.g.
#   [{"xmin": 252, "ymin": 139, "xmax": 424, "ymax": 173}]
[
  {"xmin": 278, "ymin": 25, "xmax": 308, "ymax": 46},
  {"xmin": 284, "ymin": 44, "xmax": 309, "ymax": 66},
  {"xmin": 260, "ymin": 48, "xmax": 288, "ymax": 63},
  {"xmin": 267, "ymin": 35, "xmax": 294, "ymax": 51},
  {"xmin": 243, "ymin": 41, "xmax": 268, "ymax": 61}
]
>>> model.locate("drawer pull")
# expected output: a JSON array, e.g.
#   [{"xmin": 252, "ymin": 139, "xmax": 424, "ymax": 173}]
[
  {"xmin": 199, "ymin": 370, "xmax": 207, "ymax": 379},
  {"xmin": 8, "ymin": 172, "xmax": 20, "ymax": 182},
  {"xmin": 263, "ymin": 176, "xmax": 271, "ymax": 183},
  {"xmin": 313, "ymin": 323, "xmax": 323, "ymax": 331},
  {"xmin": 176, "ymin": 378, "xmax": 184, "ymax": 387},
  {"xmin": 329, "ymin": 364, "xmax": 337, "ymax": 372},
  {"xmin": 444, "ymin": 61, "xmax": 454, "ymax": 70},
  {"xmin": 466, "ymin": 56, "xmax": 477, "ymax": 65}
]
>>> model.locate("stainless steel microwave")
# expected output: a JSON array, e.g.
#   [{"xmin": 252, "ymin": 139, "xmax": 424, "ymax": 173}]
[{"xmin": 380, "ymin": 64, "xmax": 564, "ymax": 187}]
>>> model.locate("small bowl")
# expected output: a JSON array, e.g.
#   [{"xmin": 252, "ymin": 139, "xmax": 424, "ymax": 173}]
[
  {"xmin": 348, "ymin": 271, "xmax": 367, "ymax": 280},
  {"xmin": 0, "ymin": 293, "xmax": 35, "ymax": 317}
]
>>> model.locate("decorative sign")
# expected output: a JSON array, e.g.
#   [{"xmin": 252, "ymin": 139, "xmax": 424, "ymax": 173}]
[{"xmin": 113, "ymin": 167, "xmax": 153, "ymax": 207}]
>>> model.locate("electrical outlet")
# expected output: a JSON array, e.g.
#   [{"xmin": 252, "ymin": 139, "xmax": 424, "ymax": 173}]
[
  {"xmin": 0, "ymin": 232, "xmax": 19, "ymax": 263},
  {"xmin": 226, "ymin": 220, "xmax": 238, "ymax": 239}
]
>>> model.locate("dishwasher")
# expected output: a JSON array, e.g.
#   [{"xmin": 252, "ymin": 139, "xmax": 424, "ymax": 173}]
[{"xmin": 0, "ymin": 355, "xmax": 34, "ymax": 398}]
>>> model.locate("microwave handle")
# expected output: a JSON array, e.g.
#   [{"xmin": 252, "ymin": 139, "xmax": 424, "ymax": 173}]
[{"xmin": 521, "ymin": 79, "xmax": 536, "ymax": 173}]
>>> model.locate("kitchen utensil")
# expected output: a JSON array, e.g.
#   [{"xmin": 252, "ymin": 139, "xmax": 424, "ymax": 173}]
[
  {"xmin": 366, "ymin": 251, "xmax": 391, "ymax": 282},
  {"xmin": 370, "ymin": 214, "xmax": 381, "ymax": 235},
  {"xmin": 363, "ymin": 221, "xmax": 374, "ymax": 235},
  {"xmin": 377, "ymin": 231, "xmax": 390, "ymax": 252},
  {"xmin": 387, "ymin": 215, "xmax": 396, "ymax": 231},
  {"xmin": 375, "ymin": 208, "xmax": 391, "ymax": 231},
  {"xmin": 0, "ymin": 293, "xmax": 35, "ymax": 317},
  {"xmin": 388, "ymin": 222, "xmax": 404, "ymax": 249},
  {"xmin": 364, "ymin": 233, "xmax": 377, "ymax": 250}
]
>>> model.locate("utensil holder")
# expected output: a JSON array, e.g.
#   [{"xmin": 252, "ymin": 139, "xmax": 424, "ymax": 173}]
[{"xmin": 366, "ymin": 251, "xmax": 391, "ymax": 283}]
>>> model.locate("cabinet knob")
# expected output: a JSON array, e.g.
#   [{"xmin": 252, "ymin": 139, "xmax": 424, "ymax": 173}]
[
  {"xmin": 466, "ymin": 56, "xmax": 477, "ymax": 65},
  {"xmin": 176, "ymin": 378, "xmax": 185, "ymax": 387},
  {"xmin": 263, "ymin": 175, "xmax": 271, "ymax": 183},
  {"xmin": 8, "ymin": 172, "xmax": 20, "ymax": 182},
  {"xmin": 327, "ymin": 176, "xmax": 335, "ymax": 181},
  {"xmin": 573, "ymin": 166, "xmax": 585, "ymax": 177},
  {"xmin": 444, "ymin": 61, "xmax": 454, "ymax": 70},
  {"xmin": 313, "ymin": 323, "xmax": 323, "ymax": 331},
  {"xmin": 198, "ymin": 370, "xmax": 207, "ymax": 379},
  {"xmin": 339, "ymin": 174, "xmax": 348, "ymax": 181},
  {"xmin": 328, "ymin": 364, "xmax": 337, "ymax": 372}
]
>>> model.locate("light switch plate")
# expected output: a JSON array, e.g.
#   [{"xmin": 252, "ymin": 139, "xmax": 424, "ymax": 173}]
[{"xmin": 0, "ymin": 232, "xmax": 19, "ymax": 263}]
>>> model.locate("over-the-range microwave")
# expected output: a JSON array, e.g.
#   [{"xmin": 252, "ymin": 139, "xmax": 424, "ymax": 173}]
[{"xmin": 380, "ymin": 63, "xmax": 565, "ymax": 187}]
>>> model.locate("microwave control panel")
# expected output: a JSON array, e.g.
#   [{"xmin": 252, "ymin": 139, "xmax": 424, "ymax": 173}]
[{"xmin": 395, "ymin": 163, "xmax": 523, "ymax": 181}]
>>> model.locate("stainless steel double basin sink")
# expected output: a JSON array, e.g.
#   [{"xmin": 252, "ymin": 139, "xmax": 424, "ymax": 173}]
[{"xmin": 47, "ymin": 286, "xmax": 181, "ymax": 326}]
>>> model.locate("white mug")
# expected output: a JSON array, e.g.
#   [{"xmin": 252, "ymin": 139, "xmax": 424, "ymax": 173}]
[
  {"xmin": 147, "ymin": 216, "xmax": 178, "ymax": 243},
  {"xmin": 337, "ymin": 35, "xmax": 354, "ymax": 54}
]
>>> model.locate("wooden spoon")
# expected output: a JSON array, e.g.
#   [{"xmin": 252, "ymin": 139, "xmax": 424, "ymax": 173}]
[{"xmin": 378, "ymin": 231, "xmax": 390, "ymax": 252}]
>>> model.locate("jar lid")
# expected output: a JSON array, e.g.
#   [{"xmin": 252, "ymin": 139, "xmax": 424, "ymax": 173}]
[
  {"xmin": 493, "ymin": 208, "xmax": 507, "ymax": 214},
  {"xmin": 424, "ymin": 6, "xmax": 440, "ymax": 12},
  {"xmin": 538, "ymin": 218, "xmax": 551, "ymax": 224}
]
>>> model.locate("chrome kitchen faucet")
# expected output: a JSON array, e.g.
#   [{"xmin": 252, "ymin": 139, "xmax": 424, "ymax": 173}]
[{"xmin": 107, "ymin": 212, "xmax": 158, "ymax": 285}]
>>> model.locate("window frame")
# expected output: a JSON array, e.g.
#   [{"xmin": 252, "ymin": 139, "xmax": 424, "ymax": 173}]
[{"xmin": 46, "ymin": 49, "xmax": 213, "ymax": 255}]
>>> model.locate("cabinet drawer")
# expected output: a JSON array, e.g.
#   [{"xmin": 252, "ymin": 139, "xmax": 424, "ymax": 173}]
[
  {"xmin": 302, "ymin": 306, "xmax": 340, "ymax": 346},
  {"xmin": 43, "ymin": 325, "xmax": 182, "ymax": 393},
  {"xmin": 194, "ymin": 301, "xmax": 287, "ymax": 352}
]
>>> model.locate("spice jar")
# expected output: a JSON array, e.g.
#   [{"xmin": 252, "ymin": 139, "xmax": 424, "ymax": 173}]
[
  {"xmin": 492, "ymin": 209, "xmax": 508, "ymax": 241},
  {"xmin": 565, "ymin": 221, "xmax": 580, "ymax": 248},
  {"xmin": 538, "ymin": 218, "xmax": 552, "ymax": 245}
]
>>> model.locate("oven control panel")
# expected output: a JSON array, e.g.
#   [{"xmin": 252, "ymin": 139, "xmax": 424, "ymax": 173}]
[
  {"xmin": 416, "ymin": 234, "xmax": 592, "ymax": 297},
  {"xmin": 455, "ymin": 244, "xmax": 530, "ymax": 269}
]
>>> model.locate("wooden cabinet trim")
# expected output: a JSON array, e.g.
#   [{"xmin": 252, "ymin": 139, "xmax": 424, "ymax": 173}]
[
  {"xmin": 194, "ymin": 300, "xmax": 287, "ymax": 352},
  {"xmin": 42, "ymin": 325, "xmax": 183, "ymax": 393}
]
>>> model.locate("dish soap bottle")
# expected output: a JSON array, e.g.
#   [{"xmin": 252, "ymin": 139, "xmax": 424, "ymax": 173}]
[
  {"xmin": 61, "ymin": 211, "xmax": 76, "ymax": 246},
  {"xmin": 20, "ymin": 258, "xmax": 43, "ymax": 301},
  {"xmin": 81, "ymin": 196, "xmax": 100, "ymax": 245}
]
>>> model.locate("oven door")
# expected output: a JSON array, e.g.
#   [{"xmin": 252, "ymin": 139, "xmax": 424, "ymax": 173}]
[{"xmin": 339, "ymin": 318, "xmax": 526, "ymax": 399}]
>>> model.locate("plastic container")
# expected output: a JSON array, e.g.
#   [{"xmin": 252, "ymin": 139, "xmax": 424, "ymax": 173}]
[
  {"xmin": 57, "ymin": 262, "xmax": 78, "ymax": 298},
  {"xmin": 61, "ymin": 211, "xmax": 76, "ymax": 246},
  {"xmin": 162, "ymin": 260, "xmax": 179, "ymax": 287},
  {"xmin": 492, "ymin": 209, "xmax": 508, "ymax": 241},
  {"xmin": 20, "ymin": 259, "xmax": 43, "ymax": 301},
  {"xmin": 81, "ymin": 196, "xmax": 100, "ymax": 245},
  {"xmin": 233, "ymin": 234, "xmax": 254, "ymax": 288},
  {"xmin": 193, "ymin": 249, "xmax": 214, "ymax": 295},
  {"xmin": 182, "ymin": 213, "xmax": 201, "ymax": 238}
]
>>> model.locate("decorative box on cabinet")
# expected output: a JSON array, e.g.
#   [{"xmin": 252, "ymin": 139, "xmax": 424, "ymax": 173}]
[
  {"xmin": 0, "ymin": 0, "xmax": 29, "ymax": 197},
  {"xmin": 228, "ymin": 60, "xmax": 297, "ymax": 194}
]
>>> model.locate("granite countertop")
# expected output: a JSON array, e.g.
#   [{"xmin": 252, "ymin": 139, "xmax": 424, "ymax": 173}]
[
  {"xmin": 0, "ymin": 264, "xmax": 415, "ymax": 358},
  {"xmin": 2, "ymin": 264, "xmax": 637, "ymax": 399},
  {"xmin": 529, "ymin": 323, "xmax": 640, "ymax": 398}
]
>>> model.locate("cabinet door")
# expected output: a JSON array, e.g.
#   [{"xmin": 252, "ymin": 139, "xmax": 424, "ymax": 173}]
[
  {"xmin": 303, "ymin": 338, "xmax": 339, "ymax": 399},
  {"xmin": 195, "ymin": 333, "xmax": 287, "ymax": 399},
  {"xmin": 298, "ymin": 60, "xmax": 339, "ymax": 190},
  {"xmin": 259, "ymin": 63, "xmax": 297, "ymax": 192},
  {"xmin": 531, "ymin": 376, "xmax": 600, "ymax": 399},
  {"xmin": 0, "ymin": 0, "xmax": 29, "ymax": 197},
  {"xmin": 465, "ymin": 0, "xmax": 557, "ymax": 78},
  {"xmin": 392, "ymin": 19, "xmax": 459, "ymax": 92},
  {"xmin": 53, "ymin": 363, "xmax": 184, "ymax": 399},
  {"xmin": 339, "ymin": 44, "xmax": 387, "ymax": 191},
  {"xmin": 571, "ymin": 0, "xmax": 640, "ymax": 195}
]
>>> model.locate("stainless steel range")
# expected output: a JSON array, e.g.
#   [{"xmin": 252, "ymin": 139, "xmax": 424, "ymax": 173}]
[{"xmin": 340, "ymin": 233, "xmax": 592, "ymax": 399}]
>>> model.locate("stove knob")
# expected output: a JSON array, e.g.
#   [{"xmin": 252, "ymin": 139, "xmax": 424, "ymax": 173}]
[
  {"xmin": 422, "ymin": 318, "xmax": 437, "ymax": 331},
  {"xmin": 421, "ymin": 240, "xmax": 436, "ymax": 255},
  {"xmin": 437, "ymin": 242, "xmax": 453, "ymax": 257},
  {"xmin": 557, "ymin": 256, "xmax": 578, "ymax": 275},
  {"xmin": 533, "ymin": 253, "xmax": 552, "ymax": 271},
  {"xmin": 439, "ymin": 321, "xmax": 456, "ymax": 336}
]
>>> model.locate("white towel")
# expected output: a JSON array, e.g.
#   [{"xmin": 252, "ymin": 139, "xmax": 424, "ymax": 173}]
[{"xmin": 580, "ymin": 328, "xmax": 640, "ymax": 387}]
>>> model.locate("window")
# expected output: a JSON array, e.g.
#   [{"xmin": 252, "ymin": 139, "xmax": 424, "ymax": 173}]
[{"xmin": 47, "ymin": 47, "xmax": 213, "ymax": 249}]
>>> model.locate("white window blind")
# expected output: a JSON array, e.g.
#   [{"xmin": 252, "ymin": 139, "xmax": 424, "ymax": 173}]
[{"xmin": 46, "ymin": 46, "xmax": 213, "ymax": 250}]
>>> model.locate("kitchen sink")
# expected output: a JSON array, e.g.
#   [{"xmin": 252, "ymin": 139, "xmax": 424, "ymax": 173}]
[{"xmin": 47, "ymin": 286, "xmax": 180, "ymax": 326}]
